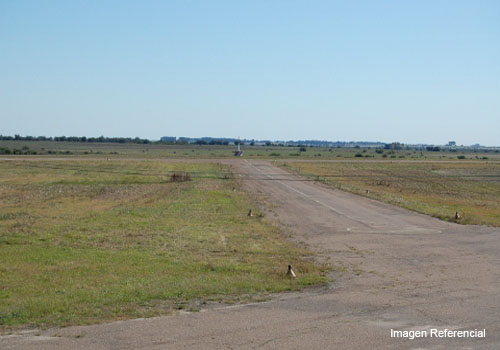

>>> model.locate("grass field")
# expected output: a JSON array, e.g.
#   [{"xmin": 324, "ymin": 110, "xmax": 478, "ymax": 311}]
[
  {"xmin": 280, "ymin": 161, "xmax": 500, "ymax": 226},
  {"xmin": 1, "ymin": 140, "xmax": 499, "ymax": 160},
  {"xmin": 0, "ymin": 159, "xmax": 326, "ymax": 331}
]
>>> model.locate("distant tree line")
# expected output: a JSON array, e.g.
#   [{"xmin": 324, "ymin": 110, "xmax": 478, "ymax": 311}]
[
  {"xmin": 0, "ymin": 135, "xmax": 237, "ymax": 146},
  {"xmin": 193, "ymin": 139, "xmax": 230, "ymax": 145},
  {"xmin": 0, "ymin": 135, "xmax": 151, "ymax": 144},
  {"xmin": 1, "ymin": 135, "xmax": 497, "ymax": 151}
]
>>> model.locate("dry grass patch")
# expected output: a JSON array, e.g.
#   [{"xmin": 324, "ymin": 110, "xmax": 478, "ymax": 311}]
[{"xmin": 280, "ymin": 161, "xmax": 500, "ymax": 226}]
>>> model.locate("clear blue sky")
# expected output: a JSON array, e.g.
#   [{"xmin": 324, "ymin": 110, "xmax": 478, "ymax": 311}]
[{"xmin": 1, "ymin": 1, "xmax": 499, "ymax": 145}]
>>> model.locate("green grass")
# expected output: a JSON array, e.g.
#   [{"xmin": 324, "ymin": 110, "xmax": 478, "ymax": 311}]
[
  {"xmin": 280, "ymin": 161, "xmax": 500, "ymax": 226},
  {"xmin": 0, "ymin": 160, "xmax": 326, "ymax": 331}
]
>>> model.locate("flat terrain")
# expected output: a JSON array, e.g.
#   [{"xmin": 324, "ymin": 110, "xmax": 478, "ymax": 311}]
[
  {"xmin": 0, "ymin": 159, "xmax": 324, "ymax": 330},
  {"xmin": 1, "ymin": 140, "xmax": 499, "ymax": 160},
  {"xmin": 2, "ymin": 159, "xmax": 499, "ymax": 349},
  {"xmin": 281, "ymin": 160, "xmax": 500, "ymax": 226}
]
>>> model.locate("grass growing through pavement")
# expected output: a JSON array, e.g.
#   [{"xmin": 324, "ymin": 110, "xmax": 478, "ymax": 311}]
[
  {"xmin": 281, "ymin": 161, "xmax": 500, "ymax": 226},
  {"xmin": 0, "ymin": 160, "xmax": 326, "ymax": 331}
]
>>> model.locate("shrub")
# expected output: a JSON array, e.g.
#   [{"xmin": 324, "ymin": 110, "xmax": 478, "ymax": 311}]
[
  {"xmin": 169, "ymin": 172, "xmax": 192, "ymax": 182},
  {"xmin": 457, "ymin": 155, "xmax": 466, "ymax": 159}
]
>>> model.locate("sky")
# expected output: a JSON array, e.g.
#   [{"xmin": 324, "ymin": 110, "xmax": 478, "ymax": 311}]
[{"xmin": 1, "ymin": 1, "xmax": 499, "ymax": 146}]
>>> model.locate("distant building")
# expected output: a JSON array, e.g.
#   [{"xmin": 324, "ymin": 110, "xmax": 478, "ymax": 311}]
[
  {"xmin": 161, "ymin": 136, "xmax": 176, "ymax": 142},
  {"xmin": 177, "ymin": 137, "xmax": 191, "ymax": 144},
  {"xmin": 448, "ymin": 141, "xmax": 456, "ymax": 146}
]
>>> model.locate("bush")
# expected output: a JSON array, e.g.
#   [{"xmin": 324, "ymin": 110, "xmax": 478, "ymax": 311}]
[
  {"xmin": 169, "ymin": 172, "xmax": 192, "ymax": 182},
  {"xmin": 269, "ymin": 153, "xmax": 281, "ymax": 156},
  {"xmin": 457, "ymin": 155, "xmax": 466, "ymax": 159}
]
